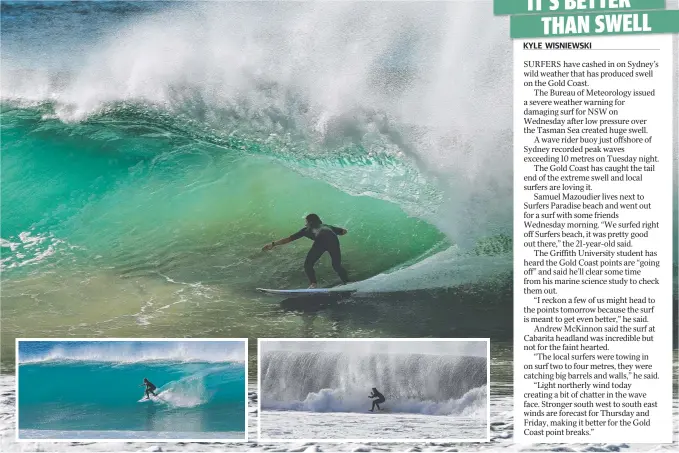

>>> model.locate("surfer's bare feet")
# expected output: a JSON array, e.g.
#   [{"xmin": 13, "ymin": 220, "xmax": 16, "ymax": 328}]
[{"xmin": 308, "ymin": 283, "xmax": 317, "ymax": 289}]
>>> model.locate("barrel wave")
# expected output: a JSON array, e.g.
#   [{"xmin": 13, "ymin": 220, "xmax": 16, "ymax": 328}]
[
  {"xmin": 1, "ymin": 1, "xmax": 515, "ymax": 352},
  {"xmin": 18, "ymin": 357, "xmax": 246, "ymax": 438},
  {"xmin": 260, "ymin": 350, "xmax": 487, "ymax": 416},
  {"xmin": 2, "ymin": 103, "xmax": 445, "ymax": 282}
]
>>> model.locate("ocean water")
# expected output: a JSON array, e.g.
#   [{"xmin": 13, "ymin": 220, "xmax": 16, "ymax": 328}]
[
  {"xmin": 2, "ymin": 348, "xmax": 678, "ymax": 452},
  {"xmin": 259, "ymin": 346, "xmax": 488, "ymax": 440},
  {"xmin": 260, "ymin": 410, "xmax": 488, "ymax": 441},
  {"xmin": 17, "ymin": 341, "xmax": 246, "ymax": 439},
  {"xmin": 0, "ymin": 0, "xmax": 516, "ymax": 362},
  {"xmin": 0, "ymin": 0, "xmax": 677, "ymax": 451}
]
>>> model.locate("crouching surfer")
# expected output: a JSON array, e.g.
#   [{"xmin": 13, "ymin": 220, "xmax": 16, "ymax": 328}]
[
  {"xmin": 369, "ymin": 387, "xmax": 386, "ymax": 412},
  {"xmin": 142, "ymin": 378, "xmax": 158, "ymax": 399},
  {"xmin": 262, "ymin": 213, "xmax": 349, "ymax": 289}
]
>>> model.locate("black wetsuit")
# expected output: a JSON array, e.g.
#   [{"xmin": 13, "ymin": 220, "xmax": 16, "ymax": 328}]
[
  {"xmin": 144, "ymin": 382, "xmax": 157, "ymax": 398},
  {"xmin": 290, "ymin": 224, "xmax": 349, "ymax": 285},
  {"xmin": 370, "ymin": 389, "xmax": 385, "ymax": 411}
]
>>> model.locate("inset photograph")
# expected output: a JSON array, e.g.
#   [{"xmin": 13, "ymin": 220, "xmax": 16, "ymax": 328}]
[
  {"xmin": 17, "ymin": 339, "xmax": 247, "ymax": 441},
  {"xmin": 258, "ymin": 338, "xmax": 489, "ymax": 442}
]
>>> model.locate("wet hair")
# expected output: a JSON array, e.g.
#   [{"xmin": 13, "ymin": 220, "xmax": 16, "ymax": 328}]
[
  {"xmin": 372, "ymin": 387, "xmax": 377, "ymax": 391},
  {"xmin": 143, "ymin": 378, "xmax": 148, "ymax": 382},
  {"xmin": 305, "ymin": 213, "xmax": 322, "ymax": 227}
]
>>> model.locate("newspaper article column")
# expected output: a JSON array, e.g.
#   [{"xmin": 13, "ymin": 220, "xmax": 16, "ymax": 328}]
[{"xmin": 514, "ymin": 35, "xmax": 673, "ymax": 443}]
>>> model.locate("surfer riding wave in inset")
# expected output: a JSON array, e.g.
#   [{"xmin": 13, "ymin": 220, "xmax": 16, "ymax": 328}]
[
  {"xmin": 141, "ymin": 378, "xmax": 158, "ymax": 399},
  {"xmin": 369, "ymin": 387, "xmax": 385, "ymax": 412},
  {"xmin": 262, "ymin": 214, "xmax": 349, "ymax": 289}
]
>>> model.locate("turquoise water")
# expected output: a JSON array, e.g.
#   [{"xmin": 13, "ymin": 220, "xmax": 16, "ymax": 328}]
[
  {"xmin": 19, "ymin": 361, "xmax": 245, "ymax": 437},
  {"xmin": 1, "ymin": 103, "xmax": 448, "ymax": 359},
  {"xmin": 1, "ymin": 1, "xmax": 519, "ymax": 363},
  {"xmin": 1, "ymin": 104, "xmax": 444, "ymax": 281},
  {"xmin": 17, "ymin": 340, "xmax": 246, "ymax": 438}
]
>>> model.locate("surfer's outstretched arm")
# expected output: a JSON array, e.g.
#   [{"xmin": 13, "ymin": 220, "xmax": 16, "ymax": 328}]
[
  {"xmin": 262, "ymin": 229, "xmax": 308, "ymax": 251},
  {"xmin": 262, "ymin": 236, "xmax": 294, "ymax": 251}
]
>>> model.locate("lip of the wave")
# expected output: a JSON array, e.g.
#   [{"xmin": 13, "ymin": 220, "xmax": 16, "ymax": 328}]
[{"xmin": 18, "ymin": 341, "xmax": 247, "ymax": 364}]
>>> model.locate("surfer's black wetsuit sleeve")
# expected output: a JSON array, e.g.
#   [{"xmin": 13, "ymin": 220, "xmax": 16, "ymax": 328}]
[
  {"xmin": 289, "ymin": 228, "xmax": 308, "ymax": 241},
  {"xmin": 329, "ymin": 225, "xmax": 346, "ymax": 235}
]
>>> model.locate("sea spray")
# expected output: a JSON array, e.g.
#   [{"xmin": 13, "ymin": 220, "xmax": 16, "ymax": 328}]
[
  {"xmin": 18, "ymin": 340, "xmax": 245, "ymax": 364},
  {"xmin": 2, "ymin": 1, "xmax": 518, "ymax": 355},
  {"xmin": 260, "ymin": 349, "xmax": 487, "ymax": 416},
  {"xmin": 1, "ymin": 1, "xmax": 512, "ymax": 249}
]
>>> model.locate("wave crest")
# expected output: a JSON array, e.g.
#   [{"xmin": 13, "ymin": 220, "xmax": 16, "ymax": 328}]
[
  {"xmin": 19, "ymin": 341, "xmax": 245, "ymax": 364},
  {"xmin": 261, "ymin": 349, "xmax": 487, "ymax": 416},
  {"xmin": 2, "ymin": 0, "xmax": 513, "ymax": 249},
  {"xmin": 263, "ymin": 385, "xmax": 487, "ymax": 417}
]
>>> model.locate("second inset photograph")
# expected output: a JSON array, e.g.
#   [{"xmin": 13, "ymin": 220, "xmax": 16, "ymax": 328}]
[{"xmin": 258, "ymin": 338, "xmax": 489, "ymax": 442}]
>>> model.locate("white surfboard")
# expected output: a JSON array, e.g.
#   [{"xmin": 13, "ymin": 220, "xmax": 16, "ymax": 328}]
[{"xmin": 256, "ymin": 287, "xmax": 356, "ymax": 297}]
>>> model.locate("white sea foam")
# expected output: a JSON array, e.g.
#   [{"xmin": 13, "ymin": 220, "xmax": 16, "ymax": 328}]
[
  {"xmin": 264, "ymin": 384, "xmax": 487, "ymax": 417},
  {"xmin": 19, "ymin": 341, "xmax": 246, "ymax": 364},
  {"xmin": 1, "ymin": 1, "xmax": 512, "ymax": 251},
  {"xmin": 340, "ymin": 246, "xmax": 512, "ymax": 293}
]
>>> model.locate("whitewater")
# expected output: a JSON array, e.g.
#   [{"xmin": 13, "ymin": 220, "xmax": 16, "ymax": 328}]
[
  {"xmin": 0, "ymin": 0, "xmax": 518, "ymax": 367},
  {"xmin": 258, "ymin": 341, "xmax": 488, "ymax": 440},
  {"xmin": 1, "ymin": 0, "xmax": 678, "ymax": 451},
  {"xmin": 4, "ymin": 347, "xmax": 679, "ymax": 452}
]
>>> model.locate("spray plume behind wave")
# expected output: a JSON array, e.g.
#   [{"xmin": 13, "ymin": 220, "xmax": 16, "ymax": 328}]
[
  {"xmin": 2, "ymin": 1, "xmax": 514, "ymax": 356},
  {"xmin": 2, "ymin": 0, "xmax": 512, "ymax": 246},
  {"xmin": 260, "ymin": 340, "xmax": 488, "ymax": 417}
]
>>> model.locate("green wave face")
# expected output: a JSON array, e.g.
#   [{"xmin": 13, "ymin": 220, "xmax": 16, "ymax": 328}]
[
  {"xmin": 2, "ymin": 106, "xmax": 452, "ymax": 357},
  {"xmin": 19, "ymin": 361, "xmax": 246, "ymax": 433},
  {"xmin": 1, "ymin": 104, "xmax": 448, "ymax": 351},
  {"xmin": 1, "ymin": 1, "xmax": 518, "ymax": 359},
  {"xmin": 2, "ymin": 105, "xmax": 445, "ymax": 288}
]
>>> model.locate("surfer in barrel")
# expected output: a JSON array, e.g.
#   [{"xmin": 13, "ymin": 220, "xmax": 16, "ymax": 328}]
[
  {"xmin": 369, "ymin": 387, "xmax": 386, "ymax": 412},
  {"xmin": 262, "ymin": 213, "xmax": 349, "ymax": 289},
  {"xmin": 141, "ymin": 378, "xmax": 158, "ymax": 399}
]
